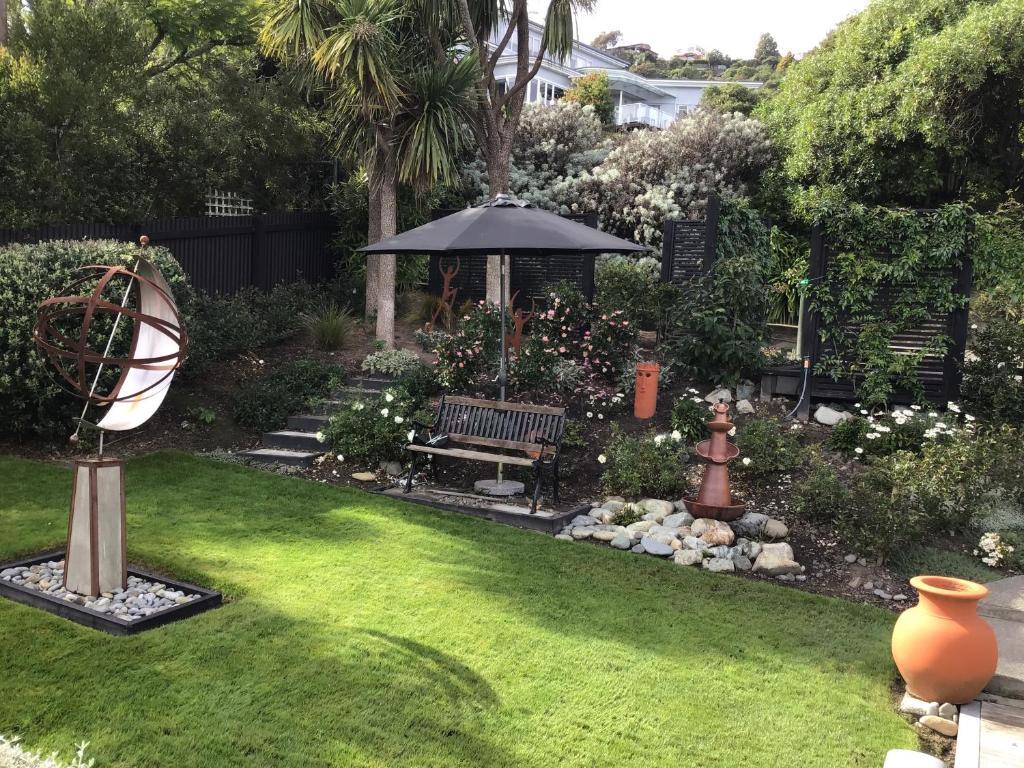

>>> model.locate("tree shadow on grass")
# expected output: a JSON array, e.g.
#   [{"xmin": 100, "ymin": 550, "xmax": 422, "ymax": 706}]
[{"xmin": 0, "ymin": 606, "xmax": 511, "ymax": 768}]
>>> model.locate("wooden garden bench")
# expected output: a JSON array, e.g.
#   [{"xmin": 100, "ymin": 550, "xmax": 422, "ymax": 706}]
[{"xmin": 404, "ymin": 395, "xmax": 566, "ymax": 513}]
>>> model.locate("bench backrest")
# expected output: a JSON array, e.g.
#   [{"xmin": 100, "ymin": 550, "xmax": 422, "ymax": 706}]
[{"xmin": 435, "ymin": 396, "xmax": 566, "ymax": 454}]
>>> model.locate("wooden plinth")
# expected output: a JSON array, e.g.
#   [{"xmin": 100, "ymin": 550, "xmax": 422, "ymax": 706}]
[{"xmin": 65, "ymin": 458, "xmax": 126, "ymax": 595}]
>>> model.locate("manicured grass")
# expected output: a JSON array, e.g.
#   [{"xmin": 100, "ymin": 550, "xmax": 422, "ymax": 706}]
[{"xmin": 0, "ymin": 453, "xmax": 916, "ymax": 767}]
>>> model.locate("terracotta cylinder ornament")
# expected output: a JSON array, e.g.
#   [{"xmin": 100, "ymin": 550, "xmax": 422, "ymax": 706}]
[{"xmin": 891, "ymin": 576, "xmax": 998, "ymax": 704}]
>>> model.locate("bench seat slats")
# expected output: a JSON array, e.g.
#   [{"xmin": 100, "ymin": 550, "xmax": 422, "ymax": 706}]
[
  {"xmin": 407, "ymin": 445, "xmax": 536, "ymax": 466},
  {"xmin": 448, "ymin": 432, "xmax": 554, "ymax": 456},
  {"xmin": 444, "ymin": 395, "xmax": 566, "ymax": 417}
]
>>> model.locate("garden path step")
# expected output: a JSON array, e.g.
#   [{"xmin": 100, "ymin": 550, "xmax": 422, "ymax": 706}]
[
  {"xmin": 262, "ymin": 430, "xmax": 325, "ymax": 452},
  {"xmin": 237, "ymin": 448, "xmax": 320, "ymax": 468},
  {"xmin": 287, "ymin": 414, "xmax": 331, "ymax": 432},
  {"xmin": 980, "ymin": 576, "xmax": 1024, "ymax": 698}
]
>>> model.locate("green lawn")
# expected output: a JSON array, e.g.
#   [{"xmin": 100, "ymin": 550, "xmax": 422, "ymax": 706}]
[{"xmin": 0, "ymin": 453, "xmax": 916, "ymax": 767}]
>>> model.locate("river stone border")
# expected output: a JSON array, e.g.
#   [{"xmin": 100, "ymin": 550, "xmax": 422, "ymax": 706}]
[{"xmin": 0, "ymin": 550, "xmax": 221, "ymax": 636}]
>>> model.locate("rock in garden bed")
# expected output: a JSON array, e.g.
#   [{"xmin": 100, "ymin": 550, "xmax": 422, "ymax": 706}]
[{"xmin": 559, "ymin": 497, "xmax": 804, "ymax": 580}]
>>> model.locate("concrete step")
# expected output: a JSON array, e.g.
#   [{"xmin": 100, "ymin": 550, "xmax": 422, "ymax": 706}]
[
  {"xmin": 238, "ymin": 448, "xmax": 320, "ymax": 468},
  {"xmin": 332, "ymin": 386, "xmax": 380, "ymax": 400},
  {"xmin": 287, "ymin": 414, "xmax": 331, "ymax": 432},
  {"xmin": 980, "ymin": 575, "xmax": 1024, "ymax": 698},
  {"xmin": 352, "ymin": 375, "xmax": 395, "ymax": 392},
  {"xmin": 263, "ymin": 430, "xmax": 325, "ymax": 452}
]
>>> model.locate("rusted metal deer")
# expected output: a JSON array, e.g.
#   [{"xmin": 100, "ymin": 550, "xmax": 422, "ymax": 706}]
[
  {"xmin": 428, "ymin": 256, "xmax": 460, "ymax": 330},
  {"xmin": 505, "ymin": 291, "xmax": 536, "ymax": 354}
]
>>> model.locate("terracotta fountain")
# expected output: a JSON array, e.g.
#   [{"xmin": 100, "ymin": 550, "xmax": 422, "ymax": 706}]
[{"xmin": 683, "ymin": 401, "xmax": 746, "ymax": 521}]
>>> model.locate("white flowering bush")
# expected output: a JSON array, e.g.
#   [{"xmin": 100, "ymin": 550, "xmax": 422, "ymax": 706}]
[
  {"xmin": 599, "ymin": 425, "xmax": 688, "ymax": 499},
  {"xmin": 462, "ymin": 102, "xmax": 611, "ymax": 209},
  {"xmin": 552, "ymin": 110, "xmax": 772, "ymax": 247},
  {"xmin": 735, "ymin": 417, "xmax": 806, "ymax": 477},
  {"xmin": 826, "ymin": 403, "xmax": 973, "ymax": 459},
  {"xmin": 323, "ymin": 389, "xmax": 432, "ymax": 465},
  {"xmin": 670, "ymin": 390, "xmax": 711, "ymax": 444},
  {"xmin": 975, "ymin": 532, "xmax": 1015, "ymax": 568}
]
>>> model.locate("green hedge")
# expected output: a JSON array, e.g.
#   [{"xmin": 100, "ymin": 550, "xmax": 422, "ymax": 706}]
[{"xmin": 0, "ymin": 239, "xmax": 192, "ymax": 438}]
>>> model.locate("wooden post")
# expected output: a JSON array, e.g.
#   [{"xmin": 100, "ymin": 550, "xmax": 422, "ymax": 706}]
[
  {"xmin": 65, "ymin": 458, "xmax": 126, "ymax": 595},
  {"xmin": 660, "ymin": 220, "xmax": 676, "ymax": 283},
  {"xmin": 796, "ymin": 224, "xmax": 825, "ymax": 421},
  {"xmin": 702, "ymin": 194, "xmax": 721, "ymax": 274}
]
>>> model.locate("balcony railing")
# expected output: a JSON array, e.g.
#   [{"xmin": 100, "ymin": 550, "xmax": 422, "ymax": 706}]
[{"xmin": 615, "ymin": 103, "xmax": 675, "ymax": 130}]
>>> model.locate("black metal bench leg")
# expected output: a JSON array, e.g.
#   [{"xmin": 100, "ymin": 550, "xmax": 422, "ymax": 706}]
[
  {"xmin": 552, "ymin": 459, "xmax": 561, "ymax": 505},
  {"xmin": 404, "ymin": 453, "xmax": 417, "ymax": 493},
  {"xmin": 430, "ymin": 454, "xmax": 438, "ymax": 481},
  {"xmin": 531, "ymin": 462, "xmax": 542, "ymax": 514}
]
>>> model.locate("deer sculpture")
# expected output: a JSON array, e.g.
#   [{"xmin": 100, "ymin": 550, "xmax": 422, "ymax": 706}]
[
  {"xmin": 428, "ymin": 256, "xmax": 460, "ymax": 330},
  {"xmin": 506, "ymin": 291, "xmax": 536, "ymax": 354}
]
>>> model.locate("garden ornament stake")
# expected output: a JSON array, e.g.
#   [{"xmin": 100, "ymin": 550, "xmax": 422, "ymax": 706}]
[
  {"xmin": 506, "ymin": 291, "xmax": 535, "ymax": 354},
  {"xmin": 32, "ymin": 236, "xmax": 187, "ymax": 595},
  {"xmin": 429, "ymin": 256, "xmax": 460, "ymax": 330},
  {"xmin": 683, "ymin": 401, "xmax": 746, "ymax": 521}
]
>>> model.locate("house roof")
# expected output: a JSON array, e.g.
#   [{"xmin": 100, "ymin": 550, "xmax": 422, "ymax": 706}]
[
  {"xmin": 521, "ymin": 19, "xmax": 630, "ymax": 69},
  {"xmin": 573, "ymin": 67, "xmax": 676, "ymax": 99}
]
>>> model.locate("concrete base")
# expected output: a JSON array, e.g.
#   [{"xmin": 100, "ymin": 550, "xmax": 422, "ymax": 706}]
[
  {"xmin": 979, "ymin": 576, "xmax": 1024, "ymax": 698},
  {"xmin": 473, "ymin": 479, "xmax": 526, "ymax": 497}
]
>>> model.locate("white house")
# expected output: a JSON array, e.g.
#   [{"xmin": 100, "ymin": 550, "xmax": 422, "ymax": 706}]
[{"xmin": 488, "ymin": 21, "xmax": 762, "ymax": 130}]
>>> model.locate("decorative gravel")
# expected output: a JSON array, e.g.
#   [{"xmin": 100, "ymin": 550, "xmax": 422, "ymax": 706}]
[{"xmin": 0, "ymin": 560, "xmax": 201, "ymax": 621}]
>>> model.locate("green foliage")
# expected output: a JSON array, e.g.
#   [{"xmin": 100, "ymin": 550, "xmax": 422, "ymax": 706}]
[
  {"xmin": 661, "ymin": 199, "xmax": 771, "ymax": 383},
  {"xmin": 302, "ymin": 302, "xmax": 356, "ymax": 351},
  {"xmin": 361, "ymin": 349, "xmax": 422, "ymax": 377},
  {"xmin": 599, "ymin": 427, "xmax": 688, "ymax": 499},
  {"xmin": 594, "ymin": 256, "xmax": 676, "ymax": 331},
  {"xmin": 0, "ymin": 0, "xmax": 328, "ymax": 227},
  {"xmin": 670, "ymin": 394, "xmax": 710, "ymax": 445},
  {"xmin": 611, "ymin": 502, "xmax": 644, "ymax": 527},
  {"xmin": 233, "ymin": 360, "xmax": 343, "ymax": 432},
  {"xmin": 185, "ymin": 282, "xmax": 318, "ymax": 375},
  {"xmin": 766, "ymin": 226, "xmax": 807, "ymax": 325},
  {"xmin": 974, "ymin": 200, "xmax": 1024, "ymax": 301},
  {"xmin": 790, "ymin": 459, "xmax": 850, "ymax": 525},
  {"xmin": 806, "ymin": 204, "xmax": 971, "ymax": 407},
  {"xmin": 563, "ymin": 71, "xmax": 615, "ymax": 125},
  {"xmin": 323, "ymin": 389, "xmax": 429, "ymax": 465},
  {"xmin": 961, "ymin": 289, "xmax": 1024, "ymax": 425},
  {"xmin": 699, "ymin": 83, "xmax": 761, "ymax": 116},
  {"xmin": 753, "ymin": 33, "xmax": 780, "ymax": 62},
  {"xmin": 831, "ymin": 468, "xmax": 907, "ymax": 561},
  {"xmin": 735, "ymin": 418, "xmax": 805, "ymax": 476},
  {"xmin": 757, "ymin": 0, "xmax": 1024, "ymax": 212},
  {"xmin": 0, "ymin": 239, "xmax": 191, "ymax": 437}
]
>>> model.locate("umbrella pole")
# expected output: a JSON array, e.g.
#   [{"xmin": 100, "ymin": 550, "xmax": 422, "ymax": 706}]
[{"xmin": 498, "ymin": 250, "xmax": 506, "ymax": 484}]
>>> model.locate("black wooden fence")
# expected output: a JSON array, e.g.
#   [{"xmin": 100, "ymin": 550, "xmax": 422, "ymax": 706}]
[
  {"xmin": 659, "ymin": 195, "xmax": 720, "ymax": 286},
  {"xmin": 761, "ymin": 223, "xmax": 973, "ymax": 415},
  {"xmin": 426, "ymin": 211, "xmax": 599, "ymax": 307},
  {"xmin": 0, "ymin": 212, "xmax": 337, "ymax": 295}
]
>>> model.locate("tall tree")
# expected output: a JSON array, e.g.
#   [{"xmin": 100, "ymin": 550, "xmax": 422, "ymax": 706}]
[
  {"xmin": 452, "ymin": 0, "xmax": 594, "ymax": 303},
  {"xmin": 753, "ymin": 32, "xmax": 779, "ymax": 62},
  {"xmin": 0, "ymin": 0, "xmax": 8, "ymax": 47},
  {"xmin": 261, "ymin": 0, "xmax": 475, "ymax": 346},
  {"xmin": 590, "ymin": 29, "xmax": 619, "ymax": 49}
]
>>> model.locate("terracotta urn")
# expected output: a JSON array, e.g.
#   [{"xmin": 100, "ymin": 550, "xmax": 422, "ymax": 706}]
[{"xmin": 891, "ymin": 576, "xmax": 998, "ymax": 704}]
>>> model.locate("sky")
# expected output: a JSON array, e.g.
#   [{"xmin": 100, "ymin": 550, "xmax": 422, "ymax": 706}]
[{"xmin": 556, "ymin": 0, "xmax": 870, "ymax": 60}]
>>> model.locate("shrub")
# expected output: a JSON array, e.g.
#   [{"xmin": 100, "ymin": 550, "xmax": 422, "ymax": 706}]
[
  {"xmin": 361, "ymin": 349, "xmax": 421, "ymax": 377},
  {"xmin": 233, "ymin": 360, "xmax": 343, "ymax": 432},
  {"xmin": 832, "ymin": 467, "xmax": 910, "ymax": 562},
  {"xmin": 671, "ymin": 392, "xmax": 711, "ymax": 444},
  {"xmin": 661, "ymin": 199, "xmax": 771, "ymax": 383},
  {"xmin": 735, "ymin": 418, "xmax": 805, "ymax": 476},
  {"xmin": 961, "ymin": 289, "xmax": 1024, "ymax": 425},
  {"xmin": 599, "ymin": 427, "xmax": 688, "ymax": 499},
  {"xmin": 323, "ymin": 389, "xmax": 431, "ymax": 466},
  {"xmin": 611, "ymin": 503, "xmax": 644, "ymax": 527},
  {"xmin": 594, "ymin": 256, "xmax": 676, "ymax": 331},
  {"xmin": 827, "ymin": 406, "xmax": 968, "ymax": 459},
  {"xmin": 0, "ymin": 239, "xmax": 192, "ymax": 437},
  {"xmin": 790, "ymin": 459, "xmax": 850, "ymax": 525},
  {"xmin": 563, "ymin": 71, "xmax": 615, "ymax": 125},
  {"xmin": 303, "ymin": 302, "xmax": 355, "ymax": 350}
]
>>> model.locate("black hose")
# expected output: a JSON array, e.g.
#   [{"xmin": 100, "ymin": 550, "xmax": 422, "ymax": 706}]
[{"xmin": 785, "ymin": 357, "xmax": 812, "ymax": 420}]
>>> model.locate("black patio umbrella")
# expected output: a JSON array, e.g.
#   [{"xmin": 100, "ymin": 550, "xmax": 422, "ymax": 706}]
[{"xmin": 360, "ymin": 194, "xmax": 649, "ymax": 402}]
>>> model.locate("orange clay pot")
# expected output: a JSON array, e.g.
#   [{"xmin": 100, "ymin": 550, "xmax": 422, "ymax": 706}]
[{"xmin": 891, "ymin": 576, "xmax": 998, "ymax": 704}]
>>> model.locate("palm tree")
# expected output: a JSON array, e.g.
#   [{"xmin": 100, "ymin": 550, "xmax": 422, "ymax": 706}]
[{"xmin": 260, "ymin": 0, "xmax": 475, "ymax": 346}]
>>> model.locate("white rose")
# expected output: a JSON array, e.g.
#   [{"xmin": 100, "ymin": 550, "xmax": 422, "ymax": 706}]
[
  {"xmin": 671, "ymin": 430, "xmax": 682, "ymax": 441},
  {"xmin": 380, "ymin": 408, "xmax": 389, "ymax": 417},
  {"xmin": 597, "ymin": 454, "xmax": 607, "ymax": 464},
  {"xmin": 394, "ymin": 416, "xmax": 404, "ymax": 424},
  {"xmin": 742, "ymin": 457, "xmax": 751, "ymax": 466},
  {"xmin": 385, "ymin": 393, "xmax": 395, "ymax": 403},
  {"xmin": 316, "ymin": 431, "xmax": 325, "ymax": 443},
  {"xmin": 854, "ymin": 447, "xmax": 864, "ymax": 454}
]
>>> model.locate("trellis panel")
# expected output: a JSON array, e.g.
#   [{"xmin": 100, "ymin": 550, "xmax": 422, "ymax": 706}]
[{"xmin": 659, "ymin": 195, "xmax": 720, "ymax": 286}]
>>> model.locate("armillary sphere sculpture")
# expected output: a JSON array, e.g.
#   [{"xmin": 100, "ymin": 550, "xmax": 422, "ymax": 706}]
[
  {"xmin": 683, "ymin": 401, "xmax": 746, "ymax": 522},
  {"xmin": 32, "ymin": 237, "xmax": 186, "ymax": 596}
]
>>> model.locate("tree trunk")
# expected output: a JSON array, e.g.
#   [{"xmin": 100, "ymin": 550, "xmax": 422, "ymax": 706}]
[
  {"xmin": 375, "ymin": 150, "xmax": 398, "ymax": 348},
  {"xmin": 485, "ymin": 142, "xmax": 513, "ymax": 305},
  {"xmin": 0, "ymin": 0, "xmax": 7, "ymax": 47},
  {"xmin": 365, "ymin": 177, "xmax": 382, "ymax": 320}
]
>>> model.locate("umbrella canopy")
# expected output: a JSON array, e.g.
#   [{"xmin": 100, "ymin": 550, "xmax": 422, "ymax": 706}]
[{"xmin": 359, "ymin": 194, "xmax": 649, "ymax": 255}]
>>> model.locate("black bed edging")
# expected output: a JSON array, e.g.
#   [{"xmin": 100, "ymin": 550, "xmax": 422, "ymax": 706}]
[
  {"xmin": 0, "ymin": 550, "xmax": 222, "ymax": 636},
  {"xmin": 371, "ymin": 487, "xmax": 587, "ymax": 534}
]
